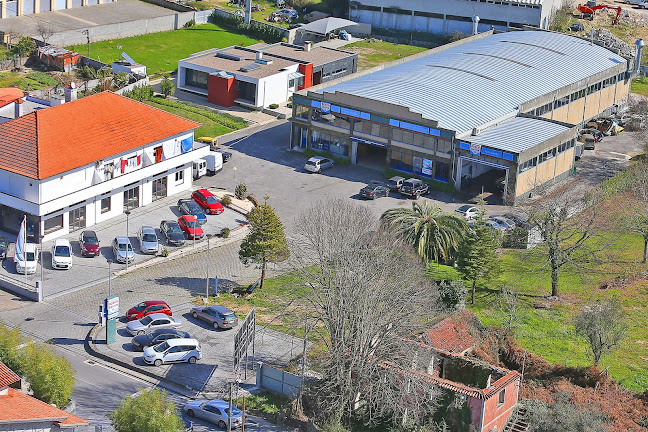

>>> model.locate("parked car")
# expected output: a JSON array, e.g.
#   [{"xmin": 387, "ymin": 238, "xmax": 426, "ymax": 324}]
[
  {"xmin": 569, "ymin": 21, "xmax": 585, "ymax": 31},
  {"xmin": 196, "ymin": 136, "xmax": 218, "ymax": 147},
  {"xmin": 126, "ymin": 313, "xmax": 182, "ymax": 336},
  {"xmin": 138, "ymin": 226, "xmax": 159, "ymax": 255},
  {"xmin": 211, "ymin": 147, "xmax": 232, "ymax": 163},
  {"xmin": 0, "ymin": 235, "xmax": 9, "ymax": 261},
  {"xmin": 581, "ymin": 128, "xmax": 604, "ymax": 142},
  {"xmin": 579, "ymin": 133, "xmax": 596, "ymax": 150},
  {"xmin": 304, "ymin": 156, "xmax": 334, "ymax": 173},
  {"xmin": 177, "ymin": 199, "xmax": 208, "ymax": 225},
  {"xmin": 274, "ymin": 8, "xmax": 298, "ymax": 20},
  {"xmin": 455, "ymin": 205, "xmax": 480, "ymax": 220},
  {"xmin": 485, "ymin": 220, "xmax": 504, "ymax": 232},
  {"xmin": 503, "ymin": 213, "xmax": 529, "ymax": 228},
  {"xmin": 191, "ymin": 305, "xmax": 239, "ymax": 329},
  {"xmin": 192, "ymin": 189, "xmax": 224, "ymax": 215},
  {"xmin": 160, "ymin": 220, "xmax": 186, "ymax": 246},
  {"xmin": 126, "ymin": 300, "xmax": 172, "ymax": 321},
  {"xmin": 184, "ymin": 399, "xmax": 244, "ymax": 429},
  {"xmin": 112, "ymin": 236, "xmax": 134, "ymax": 264},
  {"xmin": 51, "ymin": 238, "xmax": 72, "ymax": 270},
  {"xmin": 15, "ymin": 243, "xmax": 38, "ymax": 275},
  {"xmin": 143, "ymin": 338, "xmax": 201, "ymax": 366},
  {"xmin": 360, "ymin": 183, "xmax": 390, "ymax": 199},
  {"xmin": 178, "ymin": 215, "xmax": 204, "ymax": 240},
  {"xmin": 400, "ymin": 178, "xmax": 429, "ymax": 199},
  {"xmin": 490, "ymin": 215, "xmax": 516, "ymax": 231},
  {"xmin": 386, "ymin": 176, "xmax": 405, "ymax": 192},
  {"xmin": 78, "ymin": 230, "xmax": 100, "ymax": 257},
  {"xmin": 131, "ymin": 328, "xmax": 190, "ymax": 351}
]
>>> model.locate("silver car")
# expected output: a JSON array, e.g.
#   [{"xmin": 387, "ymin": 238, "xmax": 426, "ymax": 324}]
[
  {"xmin": 126, "ymin": 313, "xmax": 182, "ymax": 336},
  {"xmin": 138, "ymin": 226, "xmax": 159, "ymax": 255},
  {"xmin": 112, "ymin": 236, "xmax": 134, "ymax": 264},
  {"xmin": 191, "ymin": 305, "xmax": 239, "ymax": 329}
]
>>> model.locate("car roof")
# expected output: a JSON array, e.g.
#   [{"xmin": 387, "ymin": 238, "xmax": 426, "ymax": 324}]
[
  {"xmin": 208, "ymin": 305, "xmax": 234, "ymax": 314},
  {"xmin": 206, "ymin": 399, "xmax": 230, "ymax": 409},
  {"xmin": 166, "ymin": 338, "xmax": 198, "ymax": 346},
  {"xmin": 308, "ymin": 156, "xmax": 327, "ymax": 161},
  {"xmin": 23, "ymin": 243, "xmax": 38, "ymax": 251},
  {"xmin": 179, "ymin": 215, "xmax": 199, "ymax": 221},
  {"xmin": 195, "ymin": 188, "xmax": 214, "ymax": 196},
  {"xmin": 146, "ymin": 313, "xmax": 172, "ymax": 320},
  {"xmin": 404, "ymin": 178, "xmax": 420, "ymax": 182},
  {"xmin": 162, "ymin": 220, "xmax": 180, "ymax": 225},
  {"xmin": 53, "ymin": 238, "xmax": 71, "ymax": 246},
  {"xmin": 142, "ymin": 300, "xmax": 168, "ymax": 306},
  {"xmin": 82, "ymin": 230, "xmax": 97, "ymax": 236},
  {"xmin": 389, "ymin": 176, "xmax": 405, "ymax": 181},
  {"xmin": 115, "ymin": 236, "xmax": 130, "ymax": 243},
  {"xmin": 141, "ymin": 226, "xmax": 156, "ymax": 234},
  {"xmin": 458, "ymin": 204, "xmax": 473, "ymax": 210}
]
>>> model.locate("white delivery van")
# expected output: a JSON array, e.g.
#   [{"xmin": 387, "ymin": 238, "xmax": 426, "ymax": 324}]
[
  {"xmin": 204, "ymin": 153, "xmax": 223, "ymax": 176},
  {"xmin": 192, "ymin": 159, "xmax": 207, "ymax": 180},
  {"xmin": 15, "ymin": 243, "xmax": 38, "ymax": 275}
]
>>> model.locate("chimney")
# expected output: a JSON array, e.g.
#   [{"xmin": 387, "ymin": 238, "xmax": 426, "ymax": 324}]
[
  {"xmin": 244, "ymin": 0, "xmax": 251, "ymax": 24},
  {"xmin": 635, "ymin": 39, "xmax": 645, "ymax": 74},
  {"xmin": 256, "ymin": 51, "xmax": 263, "ymax": 61},
  {"xmin": 14, "ymin": 100, "xmax": 23, "ymax": 119},
  {"xmin": 305, "ymin": 41, "xmax": 312, "ymax": 52},
  {"xmin": 472, "ymin": 15, "xmax": 480, "ymax": 35},
  {"xmin": 64, "ymin": 82, "xmax": 78, "ymax": 103}
]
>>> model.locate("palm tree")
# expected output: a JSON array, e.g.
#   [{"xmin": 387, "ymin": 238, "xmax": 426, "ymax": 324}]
[{"xmin": 380, "ymin": 201, "xmax": 467, "ymax": 263}]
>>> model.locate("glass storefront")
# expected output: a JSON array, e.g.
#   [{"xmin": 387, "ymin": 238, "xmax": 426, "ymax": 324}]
[
  {"xmin": 0, "ymin": 205, "xmax": 41, "ymax": 241},
  {"xmin": 124, "ymin": 186, "xmax": 140, "ymax": 212},
  {"xmin": 152, "ymin": 177, "xmax": 167, "ymax": 201},
  {"xmin": 310, "ymin": 130, "xmax": 349, "ymax": 157}
]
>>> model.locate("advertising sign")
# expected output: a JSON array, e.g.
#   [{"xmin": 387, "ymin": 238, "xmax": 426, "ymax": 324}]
[
  {"xmin": 105, "ymin": 296, "xmax": 119, "ymax": 320},
  {"xmin": 470, "ymin": 143, "xmax": 481, "ymax": 156},
  {"xmin": 422, "ymin": 158, "xmax": 433, "ymax": 176},
  {"xmin": 320, "ymin": 102, "xmax": 331, "ymax": 113}
]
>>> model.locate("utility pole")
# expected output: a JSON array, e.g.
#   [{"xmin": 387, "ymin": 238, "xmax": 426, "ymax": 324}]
[
  {"xmin": 125, "ymin": 211, "xmax": 131, "ymax": 271},
  {"xmin": 228, "ymin": 382, "xmax": 233, "ymax": 432},
  {"xmin": 82, "ymin": 29, "xmax": 90, "ymax": 57},
  {"xmin": 297, "ymin": 317, "xmax": 308, "ymax": 416},
  {"xmin": 206, "ymin": 234, "xmax": 213, "ymax": 298}
]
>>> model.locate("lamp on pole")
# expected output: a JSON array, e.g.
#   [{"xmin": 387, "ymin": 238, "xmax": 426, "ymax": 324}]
[
  {"xmin": 233, "ymin": 167, "xmax": 237, "ymax": 186},
  {"xmin": 107, "ymin": 259, "xmax": 112, "ymax": 297},
  {"xmin": 193, "ymin": 215, "xmax": 198, "ymax": 249},
  {"xmin": 125, "ymin": 211, "xmax": 131, "ymax": 271},
  {"xmin": 206, "ymin": 234, "xmax": 213, "ymax": 298},
  {"xmin": 39, "ymin": 234, "xmax": 44, "ymax": 286}
]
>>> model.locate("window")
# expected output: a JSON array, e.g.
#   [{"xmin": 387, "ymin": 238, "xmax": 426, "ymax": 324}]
[
  {"xmin": 175, "ymin": 170, "xmax": 184, "ymax": 184},
  {"xmin": 101, "ymin": 197, "xmax": 111, "ymax": 214},
  {"xmin": 152, "ymin": 177, "xmax": 167, "ymax": 201},
  {"xmin": 123, "ymin": 187, "xmax": 140, "ymax": 212},
  {"xmin": 435, "ymin": 161, "xmax": 449, "ymax": 181},
  {"xmin": 518, "ymin": 157, "xmax": 537, "ymax": 173},
  {"xmin": 355, "ymin": 120, "xmax": 389, "ymax": 138},
  {"xmin": 185, "ymin": 68, "xmax": 208, "ymax": 89},
  {"xmin": 437, "ymin": 139, "xmax": 452, "ymax": 154},
  {"xmin": 294, "ymin": 105, "xmax": 309, "ymax": 120},
  {"xmin": 498, "ymin": 389, "xmax": 506, "ymax": 405},
  {"xmin": 288, "ymin": 76, "xmax": 304, "ymax": 88},
  {"xmin": 44, "ymin": 214, "xmax": 64, "ymax": 234}
]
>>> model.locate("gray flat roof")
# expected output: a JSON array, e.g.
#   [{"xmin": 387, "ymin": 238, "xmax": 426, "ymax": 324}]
[
  {"xmin": 466, "ymin": 117, "xmax": 571, "ymax": 154},
  {"xmin": 317, "ymin": 31, "xmax": 626, "ymax": 135}
]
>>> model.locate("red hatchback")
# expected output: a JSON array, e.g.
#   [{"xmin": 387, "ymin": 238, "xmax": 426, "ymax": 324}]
[
  {"xmin": 178, "ymin": 215, "xmax": 205, "ymax": 240},
  {"xmin": 191, "ymin": 189, "xmax": 224, "ymax": 215},
  {"xmin": 126, "ymin": 301, "xmax": 172, "ymax": 321}
]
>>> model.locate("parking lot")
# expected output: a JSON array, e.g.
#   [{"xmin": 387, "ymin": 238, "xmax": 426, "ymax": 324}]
[
  {"xmin": 0, "ymin": 187, "xmax": 247, "ymax": 299},
  {"xmin": 94, "ymin": 301, "xmax": 301, "ymax": 393}
]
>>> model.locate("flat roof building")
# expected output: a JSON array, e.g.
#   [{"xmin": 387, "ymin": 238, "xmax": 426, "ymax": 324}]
[{"xmin": 290, "ymin": 30, "xmax": 634, "ymax": 204}]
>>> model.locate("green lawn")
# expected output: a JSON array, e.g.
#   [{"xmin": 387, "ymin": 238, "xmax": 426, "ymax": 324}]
[
  {"xmin": 632, "ymin": 77, "xmax": 648, "ymax": 98},
  {"xmin": 342, "ymin": 40, "xmax": 428, "ymax": 69},
  {"xmin": 67, "ymin": 23, "xmax": 259, "ymax": 75},
  {"xmin": 0, "ymin": 71, "xmax": 61, "ymax": 90}
]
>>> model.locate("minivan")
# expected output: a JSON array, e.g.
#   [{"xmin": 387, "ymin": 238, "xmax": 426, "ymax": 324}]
[
  {"xmin": 143, "ymin": 338, "xmax": 202, "ymax": 366},
  {"xmin": 192, "ymin": 159, "xmax": 207, "ymax": 180},
  {"xmin": 15, "ymin": 243, "xmax": 38, "ymax": 275}
]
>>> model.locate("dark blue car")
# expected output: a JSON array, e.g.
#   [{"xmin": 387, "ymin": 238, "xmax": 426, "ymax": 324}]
[{"xmin": 177, "ymin": 198, "xmax": 208, "ymax": 225}]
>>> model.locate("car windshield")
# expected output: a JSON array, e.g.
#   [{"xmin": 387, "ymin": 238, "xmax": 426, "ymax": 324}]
[
  {"xmin": 188, "ymin": 203, "xmax": 202, "ymax": 212},
  {"xmin": 306, "ymin": 161, "xmax": 316, "ymax": 166},
  {"xmin": 54, "ymin": 246, "xmax": 70, "ymax": 256},
  {"xmin": 0, "ymin": 238, "xmax": 7, "ymax": 248},
  {"xmin": 153, "ymin": 341, "xmax": 170, "ymax": 352},
  {"xmin": 403, "ymin": 182, "xmax": 415, "ymax": 188},
  {"xmin": 26, "ymin": 252, "xmax": 35, "ymax": 261},
  {"xmin": 167, "ymin": 224, "xmax": 182, "ymax": 234},
  {"xmin": 205, "ymin": 196, "xmax": 218, "ymax": 204},
  {"xmin": 140, "ymin": 316, "xmax": 153, "ymax": 325},
  {"xmin": 225, "ymin": 407, "xmax": 243, "ymax": 417},
  {"xmin": 142, "ymin": 234, "xmax": 157, "ymax": 242},
  {"xmin": 83, "ymin": 235, "xmax": 99, "ymax": 245},
  {"xmin": 118, "ymin": 243, "xmax": 133, "ymax": 251},
  {"xmin": 187, "ymin": 221, "xmax": 200, "ymax": 228},
  {"xmin": 458, "ymin": 205, "xmax": 471, "ymax": 212},
  {"xmin": 134, "ymin": 303, "xmax": 147, "ymax": 311}
]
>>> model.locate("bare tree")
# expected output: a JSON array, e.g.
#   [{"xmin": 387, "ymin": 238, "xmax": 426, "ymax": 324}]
[
  {"xmin": 5, "ymin": 27, "xmax": 20, "ymax": 50},
  {"xmin": 35, "ymin": 21, "xmax": 55, "ymax": 47},
  {"xmin": 622, "ymin": 166, "xmax": 648, "ymax": 263},
  {"xmin": 292, "ymin": 199, "xmax": 441, "ymax": 428},
  {"xmin": 524, "ymin": 188, "xmax": 600, "ymax": 298},
  {"xmin": 494, "ymin": 285, "xmax": 521, "ymax": 334},
  {"xmin": 574, "ymin": 299, "xmax": 626, "ymax": 366}
]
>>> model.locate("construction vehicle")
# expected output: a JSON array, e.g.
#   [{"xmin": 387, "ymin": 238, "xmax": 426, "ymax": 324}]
[{"xmin": 577, "ymin": 3, "xmax": 622, "ymax": 24}]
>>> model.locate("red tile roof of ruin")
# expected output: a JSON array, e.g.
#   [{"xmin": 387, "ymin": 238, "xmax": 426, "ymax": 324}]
[{"xmin": 425, "ymin": 310, "xmax": 478, "ymax": 353}]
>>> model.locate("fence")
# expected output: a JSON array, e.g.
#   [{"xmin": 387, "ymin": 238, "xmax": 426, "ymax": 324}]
[
  {"xmin": 255, "ymin": 362, "xmax": 302, "ymax": 398},
  {"xmin": 0, "ymin": 273, "xmax": 41, "ymax": 301}
]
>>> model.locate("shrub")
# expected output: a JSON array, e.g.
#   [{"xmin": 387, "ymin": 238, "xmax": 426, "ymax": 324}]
[
  {"xmin": 268, "ymin": 103, "xmax": 279, "ymax": 109},
  {"xmin": 437, "ymin": 280, "xmax": 467, "ymax": 311},
  {"xmin": 148, "ymin": 98, "xmax": 247, "ymax": 130},
  {"xmin": 122, "ymin": 84, "xmax": 154, "ymax": 102},
  {"xmin": 502, "ymin": 226, "xmax": 529, "ymax": 249},
  {"xmin": 160, "ymin": 247, "xmax": 169, "ymax": 257},
  {"xmin": 235, "ymin": 183, "xmax": 248, "ymax": 199},
  {"xmin": 183, "ymin": 19, "xmax": 196, "ymax": 28},
  {"xmin": 221, "ymin": 194, "xmax": 232, "ymax": 206},
  {"xmin": 210, "ymin": 13, "xmax": 284, "ymax": 43},
  {"xmin": 21, "ymin": 341, "xmax": 75, "ymax": 408},
  {"xmin": 246, "ymin": 194, "xmax": 259, "ymax": 207},
  {"xmin": 220, "ymin": 227, "xmax": 231, "ymax": 238}
]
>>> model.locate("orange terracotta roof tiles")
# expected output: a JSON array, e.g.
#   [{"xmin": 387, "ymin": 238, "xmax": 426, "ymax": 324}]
[
  {"xmin": 0, "ymin": 362, "xmax": 20, "ymax": 388},
  {"xmin": 425, "ymin": 310, "xmax": 478, "ymax": 354},
  {"xmin": 0, "ymin": 388, "xmax": 89, "ymax": 426},
  {"xmin": 0, "ymin": 91, "xmax": 200, "ymax": 180},
  {"xmin": 0, "ymin": 88, "xmax": 24, "ymax": 108}
]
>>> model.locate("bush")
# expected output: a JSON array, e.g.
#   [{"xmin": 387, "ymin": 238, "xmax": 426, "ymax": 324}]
[
  {"xmin": 160, "ymin": 75, "xmax": 175, "ymax": 99},
  {"xmin": 210, "ymin": 13, "xmax": 284, "ymax": 43},
  {"xmin": 160, "ymin": 247, "xmax": 169, "ymax": 257},
  {"xmin": 235, "ymin": 183, "xmax": 248, "ymax": 199},
  {"xmin": 247, "ymin": 194, "xmax": 259, "ymax": 207},
  {"xmin": 148, "ymin": 98, "xmax": 247, "ymax": 130},
  {"xmin": 183, "ymin": 18, "xmax": 196, "ymax": 28},
  {"xmin": 502, "ymin": 226, "xmax": 529, "ymax": 249},
  {"xmin": 221, "ymin": 194, "xmax": 232, "ymax": 206},
  {"xmin": 437, "ymin": 280, "xmax": 467, "ymax": 311},
  {"xmin": 268, "ymin": 103, "xmax": 279, "ymax": 109},
  {"xmin": 0, "ymin": 322, "xmax": 24, "ymax": 373},
  {"xmin": 220, "ymin": 227, "xmax": 231, "ymax": 238},
  {"xmin": 21, "ymin": 341, "xmax": 75, "ymax": 408},
  {"xmin": 122, "ymin": 84, "xmax": 154, "ymax": 102}
]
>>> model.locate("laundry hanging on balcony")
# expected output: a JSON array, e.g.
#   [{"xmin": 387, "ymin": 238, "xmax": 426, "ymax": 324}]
[{"xmin": 180, "ymin": 137, "xmax": 193, "ymax": 154}]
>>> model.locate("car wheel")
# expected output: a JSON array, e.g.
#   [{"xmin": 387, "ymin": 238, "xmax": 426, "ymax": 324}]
[
  {"xmin": 137, "ymin": 330, "xmax": 145, "ymax": 335},
  {"xmin": 218, "ymin": 420, "xmax": 227, "ymax": 429},
  {"xmin": 192, "ymin": 312, "xmax": 198, "ymax": 319},
  {"xmin": 187, "ymin": 409, "xmax": 195, "ymax": 417},
  {"xmin": 414, "ymin": 193, "xmax": 420, "ymax": 200},
  {"xmin": 214, "ymin": 322, "xmax": 219, "ymax": 329},
  {"xmin": 154, "ymin": 359, "xmax": 162, "ymax": 367},
  {"xmin": 188, "ymin": 356, "xmax": 197, "ymax": 364}
]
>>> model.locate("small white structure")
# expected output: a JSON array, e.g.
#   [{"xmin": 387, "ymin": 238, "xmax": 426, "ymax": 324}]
[{"xmin": 111, "ymin": 52, "xmax": 147, "ymax": 76}]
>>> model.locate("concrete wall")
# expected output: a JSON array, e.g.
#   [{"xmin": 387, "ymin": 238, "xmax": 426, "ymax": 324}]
[
  {"xmin": 256, "ymin": 362, "xmax": 302, "ymax": 398},
  {"xmin": 257, "ymin": 65, "xmax": 299, "ymax": 107}
]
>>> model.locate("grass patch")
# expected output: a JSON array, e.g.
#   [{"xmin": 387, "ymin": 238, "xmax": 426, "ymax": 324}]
[
  {"xmin": 343, "ymin": 39, "xmax": 428, "ymax": 69},
  {"xmin": 67, "ymin": 23, "xmax": 259, "ymax": 75},
  {"xmin": 632, "ymin": 76, "xmax": 648, "ymax": 98},
  {"xmin": 229, "ymin": 391, "xmax": 292, "ymax": 422},
  {"xmin": 0, "ymin": 71, "xmax": 58, "ymax": 90}
]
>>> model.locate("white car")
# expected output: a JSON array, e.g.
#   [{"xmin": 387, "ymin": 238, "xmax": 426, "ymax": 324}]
[
  {"xmin": 143, "ymin": 338, "xmax": 201, "ymax": 366},
  {"xmin": 15, "ymin": 243, "xmax": 38, "ymax": 275},
  {"xmin": 455, "ymin": 205, "xmax": 480, "ymax": 220},
  {"xmin": 304, "ymin": 156, "xmax": 334, "ymax": 173},
  {"xmin": 51, "ymin": 238, "xmax": 72, "ymax": 270},
  {"xmin": 126, "ymin": 313, "xmax": 182, "ymax": 336}
]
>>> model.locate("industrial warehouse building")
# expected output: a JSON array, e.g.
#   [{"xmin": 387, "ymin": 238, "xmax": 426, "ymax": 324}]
[
  {"xmin": 349, "ymin": 0, "xmax": 565, "ymax": 34},
  {"xmin": 0, "ymin": 0, "xmax": 112, "ymax": 19},
  {"xmin": 290, "ymin": 30, "xmax": 635, "ymax": 204}
]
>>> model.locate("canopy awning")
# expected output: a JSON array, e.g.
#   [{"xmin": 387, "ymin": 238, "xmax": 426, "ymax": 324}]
[
  {"xmin": 297, "ymin": 17, "xmax": 357, "ymax": 36},
  {"xmin": 287, "ymin": 71, "xmax": 304, "ymax": 80}
]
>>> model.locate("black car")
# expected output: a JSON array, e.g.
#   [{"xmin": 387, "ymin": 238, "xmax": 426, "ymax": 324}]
[
  {"xmin": 0, "ymin": 235, "xmax": 8, "ymax": 261},
  {"xmin": 211, "ymin": 147, "xmax": 232, "ymax": 163},
  {"xmin": 160, "ymin": 220, "xmax": 186, "ymax": 246},
  {"xmin": 360, "ymin": 183, "xmax": 390, "ymax": 200},
  {"xmin": 177, "ymin": 199, "xmax": 208, "ymax": 225},
  {"xmin": 387, "ymin": 176, "xmax": 405, "ymax": 192},
  {"xmin": 503, "ymin": 213, "xmax": 529, "ymax": 229},
  {"xmin": 400, "ymin": 178, "xmax": 429, "ymax": 199},
  {"xmin": 131, "ymin": 329, "xmax": 191, "ymax": 351}
]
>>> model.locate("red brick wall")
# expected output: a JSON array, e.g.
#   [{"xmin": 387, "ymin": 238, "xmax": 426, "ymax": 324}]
[
  {"xmin": 298, "ymin": 63, "xmax": 313, "ymax": 90},
  {"xmin": 207, "ymin": 74, "xmax": 239, "ymax": 107},
  {"xmin": 481, "ymin": 379, "xmax": 520, "ymax": 432}
]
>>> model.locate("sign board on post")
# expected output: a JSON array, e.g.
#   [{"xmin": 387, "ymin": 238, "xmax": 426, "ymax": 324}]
[
  {"xmin": 104, "ymin": 295, "xmax": 119, "ymax": 345},
  {"xmin": 234, "ymin": 307, "xmax": 256, "ymax": 380}
]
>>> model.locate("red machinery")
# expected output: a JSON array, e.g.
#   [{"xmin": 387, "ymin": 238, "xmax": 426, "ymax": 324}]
[{"xmin": 577, "ymin": 3, "xmax": 622, "ymax": 24}]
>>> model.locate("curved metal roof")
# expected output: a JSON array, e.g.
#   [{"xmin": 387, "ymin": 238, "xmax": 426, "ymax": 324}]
[
  {"xmin": 466, "ymin": 117, "xmax": 571, "ymax": 153},
  {"xmin": 319, "ymin": 31, "xmax": 626, "ymax": 135}
]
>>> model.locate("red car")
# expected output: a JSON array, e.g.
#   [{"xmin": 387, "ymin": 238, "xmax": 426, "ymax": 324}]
[
  {"xmin": 78, "ymin": 230, "xmax": 100, "ymax": 257},
  {"xmin": 178, "ymin": 215, "xmax": 205, "ymax": 240},
  {"xmin": 126, "ymin": 300, "xmax": 172, "ymax": 321},
  {"xmin": 191, "ymin": 189, "xmax": 224, "ymax": 215}
]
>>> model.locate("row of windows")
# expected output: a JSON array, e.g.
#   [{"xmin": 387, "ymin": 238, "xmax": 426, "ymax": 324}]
[
  {"xmin": 467, "ymin": 0, "xmax": 540, "ymax": 7},
  {"xmin": 323, "ymin": 68, "xmax": 347, "ymax": 79},
  {"xmin": 518, "ymin": 139, "xmax": 576, "ymax": 173},
  {"xmin": 310, "ymin": 130, "xmax": 349, "ymax": 156},
  {"xmin": 390, "ymin": 150, "xmax": 450, "ymax": 180}
]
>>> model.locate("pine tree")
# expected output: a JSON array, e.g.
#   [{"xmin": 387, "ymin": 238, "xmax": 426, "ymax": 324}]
[
  {"xmin": 456, "ymin": 221, "xmax": 501, "ymax": 304},
  {"xmin": 239, "ymin": 201, "xmax": 289, "ymax": 288}
]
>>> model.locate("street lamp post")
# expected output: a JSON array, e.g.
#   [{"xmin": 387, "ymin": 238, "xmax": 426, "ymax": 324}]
[
  {"xmin": 125, "ymin": 211, "xmax": 131, "ymax": 271},
  {"xmin": 206, "ymin": 234, "xmax": 213, "ymax": 298},
  {"xmin": 39, "ymin": 234, "xmax": 44, "ymax": 286},
  {"xmin": 193, "ymin": 215, "xmax": 198, "ymax": 249},
  {"xmin": 107, "ymin": 259, "xmax": 112, "ymax": 297},
  {"xmin": 233, "ymin": 166, "xmax": 237, "ymax": 186}
]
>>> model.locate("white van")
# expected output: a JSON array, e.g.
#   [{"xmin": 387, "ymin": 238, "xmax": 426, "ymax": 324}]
[
  {"xmin": 15, "ymin": 243, "xmax": 38, "ymax": 275},
  {"xmin": 204, "ymin": 153, "xmax": 223, "ymax": 176},
  {"xmin": 192, "ymin": 159, "xmax": 207, "ymax": 180},
  {"xmin": 143, "ymin": 338, "xmax": 202, "ymax": 366}
]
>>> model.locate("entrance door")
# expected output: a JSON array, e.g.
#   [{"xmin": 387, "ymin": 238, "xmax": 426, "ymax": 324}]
[
  {"xmin": 300, "ymin": 128, "xmax": 308, "ymax": 148},
  {"xmin": 123, "ymin": 187, "xmax": 140, "ymax": 212},
  {"xmin": 69, "ymin": 206, "xmax": 86, "ymax": 231},
  {"xmin": 313, "ymin": 71, "xmax": 322, "ymax": 85},
  {"xmin": 152, "ymin": 177, "xmax": 167, "ymax": 202}
]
